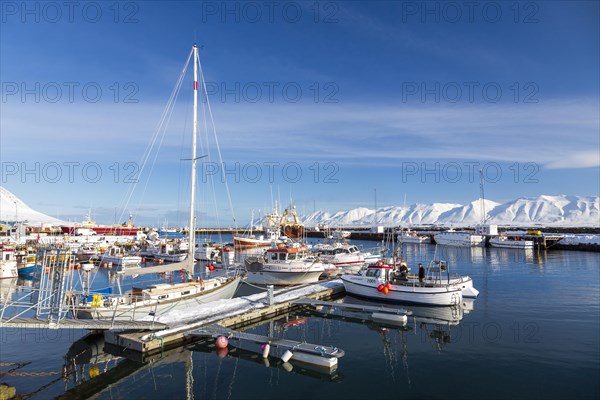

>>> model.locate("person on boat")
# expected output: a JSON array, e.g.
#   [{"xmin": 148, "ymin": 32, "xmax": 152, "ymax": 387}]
[
  {"xmin": 398, "ymin": 263, "xmax": 409, "ymax": 280},
  {"xmin": 418, "ymin": 263, "xmax": 425, "ymax": 283}
]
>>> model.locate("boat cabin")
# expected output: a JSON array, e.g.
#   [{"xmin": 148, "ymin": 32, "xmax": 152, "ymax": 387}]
[
  {"xmin": 103, "ymin": 246, "xmax": 120, "ymax": 257},
  {"xmin": 364, "ymin": 263, "xmax": 393, "ymax": 280},
  {"xmin": 319, "ymin": 244, "xmax": 360, "ymax": 256},
  {"xmin": 1, "ymin": 248, "xmax": 15, "ymax": 262},
  {"xmin": 266, "ymin": 246, "xmax": 309, "ymax": 262}
]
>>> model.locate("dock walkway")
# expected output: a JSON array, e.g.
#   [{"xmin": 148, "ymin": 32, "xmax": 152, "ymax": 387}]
[
  {"xmin": 0, "ymin": 317, "xmax": 167, "ymax": 331},
  {"xmin": 105, "ymin": 280, "xmax": 345, "ymax": 353}
]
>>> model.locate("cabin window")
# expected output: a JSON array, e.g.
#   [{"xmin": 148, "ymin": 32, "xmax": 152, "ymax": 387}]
[
  {"xmin": 366, "ymin": 269, "xmax": 380, "ymax": 278},
  {"xmin": 279, "ymin": 253, "xmax": 287, "ymax": 261},
  {"xmin": 288, "ymin": 253, "xmax": 296, "ymax": 260},
  {"xmin": 158, "ymin": 295, "xmax": 169, "ymax": 300},
  {"xmin": 181, "ymin": 291, "xmax": 190, "ymax": 295},
  {"xmin": 270, "ymin": 253, "xmax": 278, "ymax": 261},
  {"xmin": 4, "ymin": 254, "xmax": 9, "ymax": 261}
]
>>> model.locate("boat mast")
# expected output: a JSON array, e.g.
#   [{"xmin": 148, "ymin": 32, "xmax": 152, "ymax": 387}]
[
  {"xmin": 188, "ymin": 43, "xmax": 199, "ymax": 274},
  {"xmin": 479, "ymin": 169, "xmax": 487, "ymax": 225}
]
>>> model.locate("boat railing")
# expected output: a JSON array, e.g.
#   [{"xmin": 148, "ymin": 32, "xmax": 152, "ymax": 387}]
[{"xmin": 70, "ymin": 290, "xmax": 160, "ymax": 324}]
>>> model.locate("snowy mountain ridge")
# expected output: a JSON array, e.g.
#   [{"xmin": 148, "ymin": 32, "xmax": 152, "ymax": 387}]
[
  {"xmin": 0, "ymin": 186, "xmax": 64, "ymax": 225},
  {"xmin": 1, "ymin": 187, "xmax": 598, "ymax": 228},
  {"xmin": 302, "ymin": 195, "xmax": 599, "ymax": 228}
]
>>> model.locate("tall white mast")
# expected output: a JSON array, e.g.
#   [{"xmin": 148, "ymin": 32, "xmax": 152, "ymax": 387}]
[
  {"xmin": 188, "ymin": 43, "xmax": 199, "ymax": 273},
  {"xmin": 479, "ymin": 169, "xmax": 486, "ymax": 225}
]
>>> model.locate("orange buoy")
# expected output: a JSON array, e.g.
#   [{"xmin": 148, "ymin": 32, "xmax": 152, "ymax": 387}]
[
  {"xmin": 383, "ymin": 287, "xmax": 389, "ymax": 295},
  {"xmin": 215, "ymin": 336, "xmax": 228, "ymax": 349}
]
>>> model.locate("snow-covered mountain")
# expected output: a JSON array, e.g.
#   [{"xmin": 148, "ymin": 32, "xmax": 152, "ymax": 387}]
[
  {"xmin": 303, "ymin": 195, "xmax": 599, "ymax": 228},
  {"xmin": 0, "ymin": 186, "xmax": 64, "ymax": 225},
  {"xmin": 1, "ymin": 187, "xmax": 598, "ymax": 228}
]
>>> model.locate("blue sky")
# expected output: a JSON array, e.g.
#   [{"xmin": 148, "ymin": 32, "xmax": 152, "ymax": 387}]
[{"xmin": 1, "ymin": 1, "xmax": 598, "ymax": 227}]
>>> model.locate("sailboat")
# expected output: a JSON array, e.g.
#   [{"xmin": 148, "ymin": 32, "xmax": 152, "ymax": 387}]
[{"xmin": 73, "ymin": 44, "xmax": 241, "ymax": 321}]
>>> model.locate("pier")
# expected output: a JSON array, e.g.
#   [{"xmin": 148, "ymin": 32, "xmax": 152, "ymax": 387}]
[
  {"xmin": 104, "ymin": 280, "xmax": 345, "ymax": 354},
  {"xmin": 0, "ymin": 317, "xmax": 167, "ymax": 331},
  {"xmin": 307, "ymin": 228, "xmax": 567, "ymax": 250}
]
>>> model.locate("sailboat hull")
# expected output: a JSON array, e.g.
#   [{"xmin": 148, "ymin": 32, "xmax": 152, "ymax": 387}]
[{"xmin": 74, "ymin": 276, "xmax": 242, "ymax": 321}]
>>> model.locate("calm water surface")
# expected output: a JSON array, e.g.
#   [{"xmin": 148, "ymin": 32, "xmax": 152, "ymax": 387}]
[{"xmin": 0, "ymin": 238, "xmax": 598, "ymax": 399}]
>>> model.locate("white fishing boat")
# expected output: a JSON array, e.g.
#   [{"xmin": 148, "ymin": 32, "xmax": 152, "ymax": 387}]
[
  {"xmin": 244, "ymin": 243, "xmax": 325, "ymax": 285},
  {"xmin": 315, "ymin": 242, "xmax": 365, "ymax": 274},
  {"xmin": 194, "ymin": 242, "xmax": 235, "ymax": 266},
  {"xmin": 435, "ymin": 173, "xmax": 498, "ymax": 247},
  {"xmin": 97, "ymin": 245, "xmax": 142, "ymax": 266},
  {"xmin": 341, "ymin": 260, "xmax": 464, "ymax": 306},
  {"xmin": 434, "ymin": 229, "xmax": 484, "ymax": 247},
  {"xmin": 0, "ymin": 248, "xmax": 18, "ymax": 280},
  {"xmin": 330, "ymin": 230, "xmax": 351, "ymax": 240},
  {"xmin": 400, "ymin": 260, "xmax": 479, "ymax": 298},
  {"xmin": 397, "ymin": 229, "xmax": 429, "ymax": 244},
  {"xmin": 489, "ymin": 235, "xmax": 534, "ymax": 249},
  {"xmin": 75, "ymin": 243, "xmax": 100, "ymax": 258},
  {"xmin": 72, "ymin": 44, "xmax": 241, "ymax": 321},
  {"xmin": 154, "ymin": 240, "xmax": 188, "ymax": 262}
]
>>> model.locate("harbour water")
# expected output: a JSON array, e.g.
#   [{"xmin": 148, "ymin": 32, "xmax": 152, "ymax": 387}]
[{"xmin": 0, "ymin": 237, "xmax": 598, "ymax": 399}]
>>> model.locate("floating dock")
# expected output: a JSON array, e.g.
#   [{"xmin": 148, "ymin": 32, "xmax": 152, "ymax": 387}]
[
  {"xmin": 189, "ymin": 323, "xmax": 344, "ymax": 372},
  {"xmin": 293, "ymin": 298, "xmax": 410, "ymax": 326},
  {"xmin": 105, "ymin": 280, "xmax": 345, "ymax": 354}
]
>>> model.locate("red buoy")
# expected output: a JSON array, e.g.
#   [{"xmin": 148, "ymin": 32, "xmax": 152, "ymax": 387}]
[
  {"xmin": 215, "ymin": 336, "xmax": 228, "ymax": 349},
  {"xmin": 208, "ymin": 264, "xmax": 216, "ymax": 271},
  {"xmin": 377, "ymin": 284, "xmax": 384, "ymax": 292},
  {"xmin": 385, "ymin": 282, "xmax": 392, "ymax": 289}
]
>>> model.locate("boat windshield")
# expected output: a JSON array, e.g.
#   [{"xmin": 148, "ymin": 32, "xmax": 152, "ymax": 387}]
[{"xmin": 365, "ymin": 268, "xmax": 381, "ymax": 278}]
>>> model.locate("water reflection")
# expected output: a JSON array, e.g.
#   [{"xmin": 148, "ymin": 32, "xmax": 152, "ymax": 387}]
[
  {"xmin": 187, "ymin": 340, "xmax": 343, "ymax": 383},
  {"xmin": 0, "ymin": 277, "xmax": 18, "ymax": 303},
  {"xmin": 485, "ymin": 247, "xmax": 545, "ymax": 270}
]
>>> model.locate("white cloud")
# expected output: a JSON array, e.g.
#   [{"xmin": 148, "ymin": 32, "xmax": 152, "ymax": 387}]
[{"xmin": 1, "ymin": 98, "xmax": 598, "ymax": 170}]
